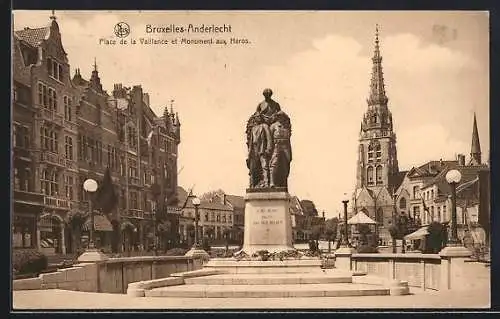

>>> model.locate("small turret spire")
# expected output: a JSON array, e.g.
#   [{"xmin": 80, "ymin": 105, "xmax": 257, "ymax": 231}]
[
  {"xmin": 469, "ymin": 112, "xmax": 482, "ymax": 165},
  {"xmin": 50, "ymin": 10, "xmax": 56, "ymax": 21},
  {"xmin": 93, "ymin": 57, "xmax": 98, "ymax": 72}
]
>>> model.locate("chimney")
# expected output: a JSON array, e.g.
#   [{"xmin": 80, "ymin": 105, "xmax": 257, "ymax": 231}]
[
  {"xmin": 223, "ymin": 194, "xmax": 226, "ymax": 205},
  {"xmin": 440, "ymin": 158, "xmax": 443, "ymax": 166},
  {"xmin": 322, "ymin": 211, "xmax": 325, "ymax": 219},
  {"xmin": 457, "ymin": 154, "xmax": 466, "ymax": 166}
]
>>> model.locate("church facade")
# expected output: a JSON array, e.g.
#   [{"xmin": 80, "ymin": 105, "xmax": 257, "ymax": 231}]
[{"xmin": 351, "ymin": 26, "xmax": 406, "ymax": 245}]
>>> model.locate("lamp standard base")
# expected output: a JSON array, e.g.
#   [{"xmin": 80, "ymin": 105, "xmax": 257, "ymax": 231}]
[
  {"xmin": 184, "ymin": 247, "xmax": 210, "ymax": 260},
  {"xmin": 77, "ymin": 248, "xmax": 109, "ymax": 262}
]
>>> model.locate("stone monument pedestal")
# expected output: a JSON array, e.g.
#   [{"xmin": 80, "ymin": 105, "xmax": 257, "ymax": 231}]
[{"xmin": 241, "ymin": 189, "xmax": 295, "ymax": 255}]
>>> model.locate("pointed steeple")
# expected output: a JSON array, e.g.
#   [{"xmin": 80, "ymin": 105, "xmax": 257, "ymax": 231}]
[
  {"xmin": 89, "ymin": 57, "xmax": 103, "ymax": 93},
  {"xmin": 50, "ymin": 10, "xmax": 57, "ymax": 21},
  {"xmin": 367, "ymin": 24, "xmax": 388, "ymax": 106},
  {"xmin": 469, "ymin": 112, "xmax": 482, "ymax": 165}
]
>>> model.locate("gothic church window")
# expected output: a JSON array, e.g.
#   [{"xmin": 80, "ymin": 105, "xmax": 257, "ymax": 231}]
[
  {"xmin": 367, "ymin": 166, "xmax": 374, "ymax": 185},
  {"xmin": 399, "ymin": 197, "xmax": 407, "ymax": 210},
  {"xmin": 376, "ymin": 144, "xmax": 381, "ymax": 159},
  {"xmin": 376, "ymin": 165, "xmax": 383, "ymax": 184}
]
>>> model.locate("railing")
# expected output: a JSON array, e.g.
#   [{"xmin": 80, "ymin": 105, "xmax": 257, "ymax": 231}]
[
  {"xmin": 39, "ymin": 151, "xmax": 66, "ymax": 167},
  {"xmin": 65, "ymin": 159, "xmax": 77, "ymax": 170},
  {"xmin": 38, "ymin": 108, "xmax": 64, "ymax": 126},
  {"xmin": 13, "ymin": 190, "xmax": 44, "ymax": 204},
  {"xmin": 126, "ymin": 209, "xmax": 144, "ymax": 219},
  {"xmin": 63, "ymin": 119, "xmax": 77, "ymax": 132},
  {"xmin": 352, "ymin": 253, "xmax": 442, "ymax": 290},
  {"xmin": 44, "ymin": 196, "xmax": 72, "ymax": 209}
]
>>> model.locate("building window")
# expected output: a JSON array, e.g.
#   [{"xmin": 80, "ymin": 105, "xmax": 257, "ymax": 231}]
[
  {"xmin": 376, "ymin": 165, "xmax": 383, "ymax": 185},
  {"xmin": 131, "ymin": 192, "xmax": 138, "ymax": 209},
  {"xmin": 216, "ymin": 214, "xmax": 220, "ymax": 222},
  {"xmin": 37, "ymin": 82, "xmax": 57, "ymax": 110},
  {"xmin": 41, "ymin": 169, "xmax": 58, "ymax": 196},
  {"xmin": 129, "ymin": 160, "xmax": 137, "ymax": 177},
  {"xmin": 205, "ymin": 213, "xmax": 209, "ymax": 222},
  {"xmin": 40, "ymin": 127, "xmax": 58, "ymax": 153},
  {"xmin": 47, "ymin": 57, "xmax": 63, "ymax": 81},
  {"xmin": 375, "ymin": 143, "xmax": 381, "ymax": 159},
  {"xmin": 367, "ymin": 144, "xmax": 374, "ymax": 161},
  {"xmin": 437, "ymin": 206, "xmax": 441, "ymax": 222},
  {"xmin": 13, "ymin": 125, "xmax": 30, "ymax": 148},
  {"xmin": 399, "ymin": 197, "xmax": 407, "ymax": 210},
  {"xmin": 443, "ymin": 205, "xmax": 447, "ymax": 222},
  {"xmin": 63, "ymin": 96, "xmax": 71, "ymax": 121},
  {"xmin": 222, "ymin": 215, "xmax": 226, "ymax": 223},
  {"xmin": 413, "ymin": 186, "xmax": 420, "ymax": 199},
  {"xmin": 65, "ymin": 175, "xmax": 74, "ymax": 200},
  {"xmin": 367, "ymin": 166, "xmax": 374, "ymax": 185},
  {"xmin": 430, "ymin": 206, "xmax": 434, "ymax": 220},
  {"xmin": 431, "ymin": 189, "xmax": 434, "ymax": 199},
  {"xmin": 228, "ymin": 215, "xmax": 232, "ymax": 223},
  {"xmin": 65, "ymin": 136, "xmax": 73, "ymax": 160}
]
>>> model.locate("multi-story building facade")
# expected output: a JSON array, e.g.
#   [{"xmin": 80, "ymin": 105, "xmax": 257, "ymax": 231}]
[
  {"xmin": 12, "ymin": 13, "xmax": 182, "ymax": 255},
  {"xmin": 352, "ymin": 26, "xmax": 405, "ymax": 245}
]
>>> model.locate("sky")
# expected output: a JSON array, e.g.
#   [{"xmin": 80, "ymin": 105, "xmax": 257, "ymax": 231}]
[{"xmin": 12, "ymin": 11, "xmax": 489, "ymax": 217}]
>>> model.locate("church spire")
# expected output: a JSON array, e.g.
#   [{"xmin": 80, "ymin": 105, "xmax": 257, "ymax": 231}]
[
  {"xmin": 367, "ymin": 24, "xmax": 388, "ymax": 106},
  {"xmin": 89, "ymin": 57, "xmax": 103, "ymax": 93},
  {"xmin": 469, "ymin": 112, "xmax": 482, "ymax": 165}
]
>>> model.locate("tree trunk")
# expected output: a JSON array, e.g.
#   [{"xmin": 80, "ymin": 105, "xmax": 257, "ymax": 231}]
[
  {"xmin": 402, "ymin": 239, "xmax": 406, "ymax": 253},
  {"xmin": 328, "ymin": 240, "xmax": 331, "ymax": 253},
  {"xmin": 392, "ymin": 238, "xmax": 397, "ymax": 253}
]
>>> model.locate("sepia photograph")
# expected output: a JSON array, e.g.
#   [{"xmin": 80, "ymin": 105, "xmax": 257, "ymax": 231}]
[{"xmin": 11, "ymin": 10, "xmax": 490, "ymax": 310}]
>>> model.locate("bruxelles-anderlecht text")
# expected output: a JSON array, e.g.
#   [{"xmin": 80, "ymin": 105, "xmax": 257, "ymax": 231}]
[{"xmin": 146, "ymin": 24, "xmax": 232, "ymax": 34}]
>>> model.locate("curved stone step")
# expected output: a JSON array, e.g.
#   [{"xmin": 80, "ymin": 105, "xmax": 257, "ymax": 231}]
[
  {"xmin": 145, "ymin": 283, "xmax": 390, "ymax": 298},
  {"xmin": 184, "ymin": 273, "xmax": 353, "ymax": 285}
]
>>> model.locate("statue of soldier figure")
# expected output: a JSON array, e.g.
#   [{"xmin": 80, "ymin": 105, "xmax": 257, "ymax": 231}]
[{"xmin": 246, "ymin": 88, "xmax": 292, "ymax": 189}]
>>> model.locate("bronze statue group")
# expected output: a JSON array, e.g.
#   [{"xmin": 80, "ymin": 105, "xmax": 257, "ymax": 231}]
[{"xmin": 246, "ymin": 88, "xmax": 293, "ymax": 189}]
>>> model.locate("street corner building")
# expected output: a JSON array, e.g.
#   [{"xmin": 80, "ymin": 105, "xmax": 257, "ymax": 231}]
[
  {"xmin": 12, "ymin": 13, "xmax": 183, "ymax": 255},
  {"xmin": 350, "ymin": 27, "xmax": 490, "ymax": 250}
]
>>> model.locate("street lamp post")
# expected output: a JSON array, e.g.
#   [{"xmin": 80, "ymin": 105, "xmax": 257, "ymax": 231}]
[
  {"xmin": 341, "ymin": 193, "xmax": 349, "ymax": 247},
  {"xmin": 445, "ymin": 169, "xmax": 462, "ymax": 246},
  {"xmin": 78, "ymin": 178, "xmax": 108, "ymax": 262},
  {"xmin": 84, "ymin": 179, "xmax": 98, "ymax": 249},
  {"xmin": 192, "ymin": 197, "xmax": 201, "ymax": 248},
  {"xmin": 185, "ymin": 195, "xmax": 209, "ymax": 260}
]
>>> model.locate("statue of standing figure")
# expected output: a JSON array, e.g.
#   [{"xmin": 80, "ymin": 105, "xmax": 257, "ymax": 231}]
[{"xmin": 246, "ymin": 88, "xmax": 292, "ymax": 189}]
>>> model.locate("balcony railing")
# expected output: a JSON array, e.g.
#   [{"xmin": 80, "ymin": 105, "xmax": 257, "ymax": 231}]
[
  {"xmin": 44, "ymin": 196, "xmax": 73, "ymax": 209},
  {"xmin": 13, "ymin": 190, "xmax": 44, "ymax": 205},
  {"xmin": 39, "ymin": 151, "xmax": 66, "ymax": 167},
  {"xmin": 125, "ymin": 209, "xmax": 144, "ymax": 219},
  {"xmin": 63, "ymin": 119, "xmax": 77, "ymax": 132},
  {"xmin": 38, "ymin": 108, "xmax": 64, "ymax": 126}
]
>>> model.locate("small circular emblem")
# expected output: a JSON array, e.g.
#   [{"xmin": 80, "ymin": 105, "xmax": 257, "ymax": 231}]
[{"xmin": 114, "ymin": 22, "xmax": 130, "ymax": 38}]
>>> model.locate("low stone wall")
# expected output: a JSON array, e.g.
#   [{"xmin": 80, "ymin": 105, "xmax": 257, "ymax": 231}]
[
  {"xmin": 351, "ymin": 253, "xmax": 442, "ymax": 291},
  {"xmin": 12, "ymin": 255, "xmax": 204, "ymax": 294}
]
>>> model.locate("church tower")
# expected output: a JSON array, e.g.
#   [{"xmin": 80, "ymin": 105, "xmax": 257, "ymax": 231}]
[
  {"xmin": 469, "ymin": 112, "xmax": 482, "ymax": 166},
  {"xmin": 355, "ymin": 25, "xmax": 399, "ymax": 192}
]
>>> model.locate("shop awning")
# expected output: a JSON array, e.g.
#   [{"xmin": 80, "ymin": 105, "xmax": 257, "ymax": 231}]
[
  {"xmin": 347, "ymin": 211, "xmax": 377, "ymax": 225},
  {"xmin": 82, "ymin": 215, "xmax": 114, "ymax": 232},
  {"xmin": 404, "ymin": 226, "xmax": 429, "ymax": 240}
]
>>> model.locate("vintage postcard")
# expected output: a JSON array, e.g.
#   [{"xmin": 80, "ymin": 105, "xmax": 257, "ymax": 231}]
[{"xmin": 11, "ymin": 10, "xmax": 490, "ymax": 310}]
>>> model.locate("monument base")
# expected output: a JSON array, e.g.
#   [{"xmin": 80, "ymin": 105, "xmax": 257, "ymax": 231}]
[{"xmin": 242, "ymin": 190, "xmax": 294, "ymax": 255}]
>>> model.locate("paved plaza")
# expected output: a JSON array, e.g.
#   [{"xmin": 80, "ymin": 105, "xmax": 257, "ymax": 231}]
[{"xmin": 13, "ymin": 262, "xmax": 490, "ymax": 310}]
